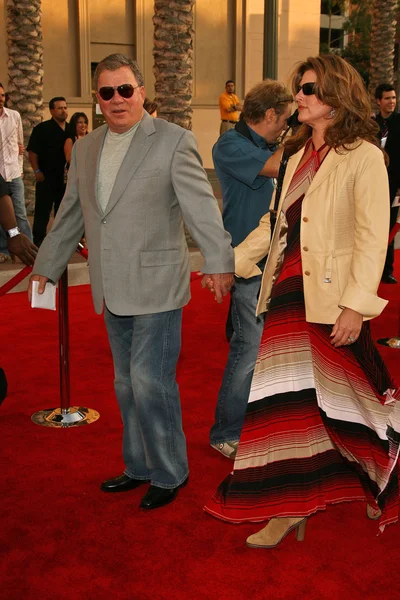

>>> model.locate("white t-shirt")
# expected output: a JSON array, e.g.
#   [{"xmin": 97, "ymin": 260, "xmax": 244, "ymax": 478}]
[{"xmin": 97, "ymin": 120, "xmax": 141, "ymax": 213}]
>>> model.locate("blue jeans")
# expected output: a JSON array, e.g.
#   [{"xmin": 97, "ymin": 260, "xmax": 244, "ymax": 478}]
[
  {"xmin": 104, "ymin": 306, "xmax": 188, "ymax": 489},
  {"xmin": 0, "ymin": 177, "xmax": 32, "ymax": 255},
  {"xmin": 210, "ymin": 275, "xmax": 264, "ymax": 444}
]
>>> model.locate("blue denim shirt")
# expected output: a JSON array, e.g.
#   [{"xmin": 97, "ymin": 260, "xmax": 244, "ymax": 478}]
[{"xmin": 213, "ymin": 127, "xmax": 275, "ymax": 247}]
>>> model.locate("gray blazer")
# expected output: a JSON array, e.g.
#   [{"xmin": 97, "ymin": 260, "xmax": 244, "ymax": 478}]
[{"xmin": 33, "ymin": 112, "xmax": 234, "ymax": 315}]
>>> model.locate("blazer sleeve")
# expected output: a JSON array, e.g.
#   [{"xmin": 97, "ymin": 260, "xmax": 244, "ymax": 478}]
[
  {"xmin": 32, "ymin": 143, "xmax": 85, "ymax": 282},
  {"xmin": 171, "ymin": 130, "xmax": 234, "ymax": 274},
  {"xmin": 233, "ymin": 195, "xmax": 274, "ymax": 278},
  {"xmin": 338, "ymin": 146, "xmax": 389, "ymax": 318}
]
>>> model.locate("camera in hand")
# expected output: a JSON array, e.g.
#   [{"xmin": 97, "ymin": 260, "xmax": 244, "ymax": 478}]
[{"xmin": 287, "ymin": 109, "xmax": 300, "ymax": 130}]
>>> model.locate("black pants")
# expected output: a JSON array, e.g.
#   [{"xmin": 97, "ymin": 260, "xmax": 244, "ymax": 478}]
[
  {"xmin": 383, "ymin": 193, "xmax": 398, "ymax": 278},
  {"xmin": 32, "ymin": 177, "xmax": 66, "ymax": 246}
]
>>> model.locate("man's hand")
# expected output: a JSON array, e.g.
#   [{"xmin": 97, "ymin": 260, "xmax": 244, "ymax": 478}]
[
  {"xmin": 28, "ymin": 274, "xmax": 49, "ymax": 303},
  {"xmin": 35, "ymin": 171, "xmax": 45, "ymax": 183},
  {"xmin": 330, "ymin": 307, "xmax": 363, "ymax": 348},
  {"xmin": 201, "ymin": 272, "xmax": 234, "ymax": 303},
  {"xmin": 18, "ymin": 143, "xmax": 25, "ymax": 156},
  {"xmin": 7, "ymin": 234, "xmax": 38, "ymax": 266}
]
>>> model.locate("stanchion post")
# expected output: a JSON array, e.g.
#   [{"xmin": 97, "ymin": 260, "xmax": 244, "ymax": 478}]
[
  {"xmin": 31, "ymin": 263, "xmax": 100, "ymax": 428},
  {"xmin": 59, "ymin": 268, "xmax": 70, "ymax": 414}
]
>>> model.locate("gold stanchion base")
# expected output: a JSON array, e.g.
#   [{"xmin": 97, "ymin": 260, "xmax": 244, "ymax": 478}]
[{"xmin": 31, "ymin": 406, "xmax": 100, "ymax": 428}]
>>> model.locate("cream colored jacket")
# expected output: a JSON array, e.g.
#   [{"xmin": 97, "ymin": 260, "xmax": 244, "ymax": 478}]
[{"xmin": 234, "ymin": 139, "xmax": 390, "ymax": 324}]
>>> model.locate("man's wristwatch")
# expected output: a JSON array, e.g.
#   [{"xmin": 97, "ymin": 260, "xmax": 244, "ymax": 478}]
[{"xmin": 6, "ymin": 227, "xmax": 21, "ymax": 238}]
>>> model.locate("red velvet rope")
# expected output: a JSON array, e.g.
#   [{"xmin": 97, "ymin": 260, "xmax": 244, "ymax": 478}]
[{"xmin": 0, "ymin": 265, "xmax": 32, "ymax": 298}]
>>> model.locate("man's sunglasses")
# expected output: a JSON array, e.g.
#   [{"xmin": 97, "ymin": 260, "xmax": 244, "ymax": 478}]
[
  {"xmin": 296, "ymin": 82, "xmax": 316, "ymax": 96},
  {"xmin": 98, "ymin": 84, "xmax": 140, "ymax": 101}
]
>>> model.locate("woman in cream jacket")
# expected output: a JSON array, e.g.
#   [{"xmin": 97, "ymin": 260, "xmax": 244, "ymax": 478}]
[{"xmin": 204, "ymin": 55, "xmax": 400, "ymax": 546}]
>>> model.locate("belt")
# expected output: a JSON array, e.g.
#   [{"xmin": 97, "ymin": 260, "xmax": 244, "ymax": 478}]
[{"xmin": 222, "ymin": 120, "xmax": 238, "ymax": 124}]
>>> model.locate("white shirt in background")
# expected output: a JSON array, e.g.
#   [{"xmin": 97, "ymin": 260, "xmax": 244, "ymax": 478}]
[{"xmin": 0, "ymin": 107, "xmax": 24, "ymax": 181}]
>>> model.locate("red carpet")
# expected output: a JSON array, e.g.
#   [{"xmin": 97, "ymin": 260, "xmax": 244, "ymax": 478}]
[{"xmin": 1, "ymin": 254, "xmax": 400, "ymax": 600}]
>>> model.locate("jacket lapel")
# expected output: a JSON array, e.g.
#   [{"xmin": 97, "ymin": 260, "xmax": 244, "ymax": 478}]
[
  {"xmin": 304, "ymin": 147, "xmax": 347, "ymax": 197},
  {"xmin": 276, "ymin": 151, "xmax": 302, "ymax": 212},
  {"xmin": 103, "ymin": 113, "xmax": 156, "ymax": 217},
  {"xmin": 278, "ymin": 144, "xmax": 348, "ymax": 210},
  {"xmin": 86, "ymin": 125, "xmax": 107, "ymax": 212}
]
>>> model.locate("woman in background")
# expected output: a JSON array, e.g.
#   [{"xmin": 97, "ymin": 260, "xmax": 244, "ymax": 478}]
[
  {"xmin": 204, "ymin": 54, "xmax": 400, "ymax": 547},
  {"xmin": 144, "ymin": 98, "xmax": 158, "ymax": 117},
  {"xmin": 64, "ymin": 112, "xmax": 89, "ymax": 166},
  {"xmin": 64, "ymin": 112, "xmax": 89, "ymax": 244}
]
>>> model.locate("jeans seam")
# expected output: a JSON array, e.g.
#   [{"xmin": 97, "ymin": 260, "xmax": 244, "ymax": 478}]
[
  {"xmin": 211, "ymin": 277, "xmax": 263, "ymax": 444},
  {"xmin": 149, "ymin": 473, "xmax": 188, "ymax": 490},
  {"xmin": 215, "ymin": 291, "xmax": 244, "ymax": 428},
  {"xmin": 160, "ymin": 310, "xmax": 177, "ymax": 468},
  {"xmin": 124, "ymin": 469, "xmax": 150, "ymax": 481}
]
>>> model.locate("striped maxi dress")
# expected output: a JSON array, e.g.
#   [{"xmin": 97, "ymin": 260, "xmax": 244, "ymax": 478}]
[{"xmin": 204, "ymin": 142, "xmax": 400, "ymax": 531}]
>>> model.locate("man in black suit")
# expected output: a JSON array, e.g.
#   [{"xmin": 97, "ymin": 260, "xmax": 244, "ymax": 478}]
[{"xmin": 374, "ymin": 83, "xmax": 400, "ymax": 283}]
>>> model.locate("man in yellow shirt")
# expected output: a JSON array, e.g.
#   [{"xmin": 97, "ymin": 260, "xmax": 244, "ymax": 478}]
[{"xmin": 219, "ymin": 80, "xmax": 242, "ymax": 136}]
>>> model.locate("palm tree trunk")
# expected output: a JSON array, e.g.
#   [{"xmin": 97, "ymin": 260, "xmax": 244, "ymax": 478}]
[
  {"xmin": 369, "ymin": 0, "xmax": 397, "ymax": 95},
  {"xmin": 153, "ymin": 0, "xmax": 195, "ymax": 130},
  {"xmin": 6, "ymin": 0, "xmax": 44, "ymax": 211}
]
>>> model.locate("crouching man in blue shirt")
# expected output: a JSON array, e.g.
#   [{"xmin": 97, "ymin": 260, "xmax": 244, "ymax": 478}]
[{"xmin": 210, "ymin": 80, "xmax": 293, "ymax": 459}]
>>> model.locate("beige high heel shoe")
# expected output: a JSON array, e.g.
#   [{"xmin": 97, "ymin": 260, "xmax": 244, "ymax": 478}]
[{"xmin": 246, "ymin": 517, "xmax": 307, "ymax": 548}]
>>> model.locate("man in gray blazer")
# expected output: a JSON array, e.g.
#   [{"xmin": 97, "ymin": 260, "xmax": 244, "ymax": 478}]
[{"xmin": 29, "ymin": 54, "xmax": 234, "ymax": 510}]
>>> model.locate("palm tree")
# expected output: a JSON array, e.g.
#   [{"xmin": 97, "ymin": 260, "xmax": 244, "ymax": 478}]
[
  {"xmin": 6, "ymin": 0, "xmax": 44, "ymax": 209},
  {"xmin": 369, "ymin": 0, "xmax": 398, "ymax": 96},
  {"xmin": 153, "ymin": 0, "xmax": 195, "ymax": 130}
]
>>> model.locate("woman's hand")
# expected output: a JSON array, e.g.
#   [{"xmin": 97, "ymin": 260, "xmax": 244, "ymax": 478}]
[{"xmin": 330, "ymin": 307, "xmax": 363, "ymax": 348}]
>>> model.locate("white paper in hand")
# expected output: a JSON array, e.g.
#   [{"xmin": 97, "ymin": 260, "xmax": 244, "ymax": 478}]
[{"xmin": 31, "ymin": 280, "xmax": 57, "ymax": 310}]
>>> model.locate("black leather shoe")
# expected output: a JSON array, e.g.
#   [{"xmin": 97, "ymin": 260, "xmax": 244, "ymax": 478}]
[
  {"xmin": 381, "ymin": 274, "xmax": 398, "ymax": 284},
  {"xmin": 139, "ymin": 476, "xmax": 189, "ymax": 509},
  {"xmin": 100, "ymin": 474, "xmax": 150, "ymax": 493}
]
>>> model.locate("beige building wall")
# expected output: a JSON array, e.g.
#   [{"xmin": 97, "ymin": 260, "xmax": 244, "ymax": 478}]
[
  {"xmin": 90, "ymin": 0, "xmax": 136, "ymax": 63},
  {"xmin": 278, "ymin": 0, "xmax": 321, "ymax": 84},
  {"xmin": 0, "ymin": 0, "xmax": 320, "ymax": 168},
  {"xmin": 42, "ymin": 0, "xmax": 80, "ymax": 98},
  {"xmin": 190, "ymin": 0, "xmax": 237, "ymax": 168},
  {"xmin": 191, "ymin": 0, "xmax": 320, "ymax": 167}
]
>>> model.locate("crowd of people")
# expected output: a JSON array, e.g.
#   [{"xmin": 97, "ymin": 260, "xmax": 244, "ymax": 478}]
[{"xmin": 1, "ymin": 51, "xmax": 399, "ymax": 546}]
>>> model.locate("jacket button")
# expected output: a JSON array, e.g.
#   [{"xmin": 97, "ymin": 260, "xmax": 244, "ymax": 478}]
[
  {"xmin": 102, "ymin": 219, "xmax": 107, "ymax": 224},
  {"xmin": 304, "ymin": 270, "xmax": 310, "ymax": 276},
  {"xmin": 303, "ymin": 217, "xmax": 308, "ymax": 222},
  {"xmin": 303, "ymin": 246, "xmax": 309, "ymax": 252}
]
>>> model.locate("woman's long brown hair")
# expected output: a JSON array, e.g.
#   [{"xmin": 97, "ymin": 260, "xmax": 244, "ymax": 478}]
[{"xmin": 284, "ymin": 54, "xmax": 380, "ymax": 157}]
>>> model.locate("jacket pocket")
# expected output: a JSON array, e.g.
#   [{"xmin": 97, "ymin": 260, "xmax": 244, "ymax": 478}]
[
  {"xmin": 140, "ymin": 249, "xmax": 181, "ymax": 267},
  {"xmin": 333, "ymin": 248, "xmax": 353, "ymax": 296}
]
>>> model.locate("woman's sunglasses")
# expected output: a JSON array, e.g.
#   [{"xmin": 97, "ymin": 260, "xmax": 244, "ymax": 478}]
[
  {"xmin": 98, "ymin": 84, "xmax": 140, "ymax": 101},
  {"xmin": 296, "ymin": 82, "xmax": 316, "ymax": 96}
]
